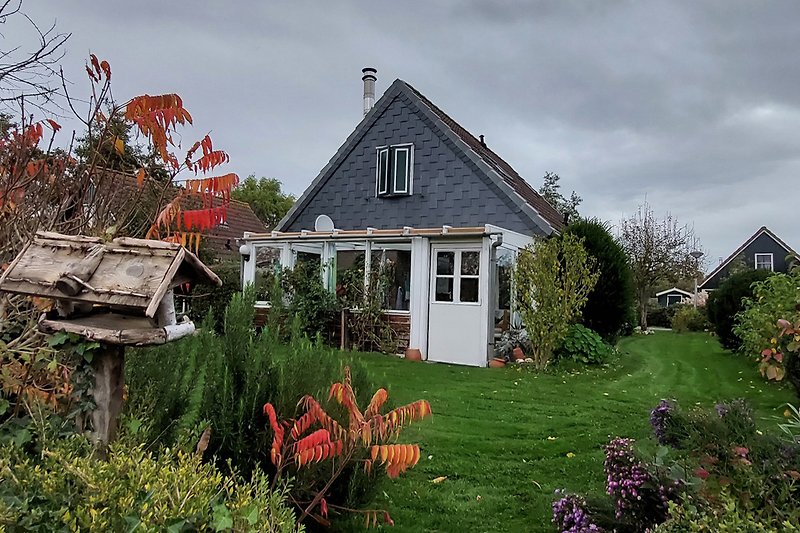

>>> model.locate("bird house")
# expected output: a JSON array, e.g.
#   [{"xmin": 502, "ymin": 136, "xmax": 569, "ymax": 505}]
[
  {"xmin": 0, "ymin": 231, "xmax": 221, "ymax": 345},
  {"xmin": 0, "ymin": 231, "xmax": 223, "ymax": 450}
]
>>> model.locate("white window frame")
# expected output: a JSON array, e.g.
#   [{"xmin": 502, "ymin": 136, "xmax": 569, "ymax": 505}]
[
  {"xmin": 375, "ymin": 143, "xmax": 413, "ymax": 197},
  {"xmin": 666, "ymin": 294, "xmax": 683, "ymax": 306},
  {"xmin": 754, "ymin": 253, "xmax": 774, "ymax": 271},
  {"xmin": 432, "ymin": 248, "xmax": 481, "ymax": 305},
  {"xmin": 376, "ymin": 147, "xmax": 390, "ymax": 195}
]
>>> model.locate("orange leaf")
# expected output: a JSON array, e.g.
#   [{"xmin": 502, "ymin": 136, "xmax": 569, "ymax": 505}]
[
  {"xmin": 136, "ymin": 168, "xmax": 145, "ymax": 189},
  {"xmin": 114, "ymin": 137, "xmax": 125, "ymax": 156},
  {"xmin": 46, "ymin": 119, "xmax": 61, "ymax": 132}
]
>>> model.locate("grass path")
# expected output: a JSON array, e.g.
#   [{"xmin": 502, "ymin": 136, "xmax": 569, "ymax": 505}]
[{"xmin": 338, "ymin": 332, "xmax": 795, "ymax": 532}]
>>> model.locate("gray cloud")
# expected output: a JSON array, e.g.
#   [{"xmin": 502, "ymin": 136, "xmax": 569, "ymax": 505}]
[{"xmin": 7, "ymin": 1, "xmax": 800, "ymax": 265}]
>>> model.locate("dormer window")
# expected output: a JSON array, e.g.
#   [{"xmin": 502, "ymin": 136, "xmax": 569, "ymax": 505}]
[{"xmin": 376, "ymin": 144, "xmax": 413, "ymax": 197}]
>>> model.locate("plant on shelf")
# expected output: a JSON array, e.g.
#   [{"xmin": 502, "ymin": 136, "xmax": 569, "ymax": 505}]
[{"xmin": 263, "ymin": 366, "xmax": 431, "ymax": 527}]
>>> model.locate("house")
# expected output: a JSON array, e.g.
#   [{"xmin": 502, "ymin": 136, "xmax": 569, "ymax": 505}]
[
  {"xmin": 655, "ymin": 287, "xmax": 693, "ymax": 307},
  {"xmin": 699, "ymin": 226, "xmax": 798, "ymax": 290},
  {"xmin": 96, "ymin": 168, "xmax": 267, "ymax": 262},
  {"xmin": 239, "ymin": 68, "xmax": 564, "ymax": 367}
]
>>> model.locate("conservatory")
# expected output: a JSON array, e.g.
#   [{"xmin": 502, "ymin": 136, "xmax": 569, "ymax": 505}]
[{"xmin": 239, "ymin": 224, "xmax": 532, "ymax": 367}]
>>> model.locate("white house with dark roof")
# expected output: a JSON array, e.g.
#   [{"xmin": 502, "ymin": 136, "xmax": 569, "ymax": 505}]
[
  {"xmin": 700, "ymin": 226, "xmax": 798, "ymax": 290},
  {"xmin": 239, "ymin": 69, "xmax": 564, "ymax": 367}
]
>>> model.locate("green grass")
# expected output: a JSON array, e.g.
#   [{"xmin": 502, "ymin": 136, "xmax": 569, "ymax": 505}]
[{"xmin": 337, "ymin": 331, "xmax": 795, "ymax": 532}]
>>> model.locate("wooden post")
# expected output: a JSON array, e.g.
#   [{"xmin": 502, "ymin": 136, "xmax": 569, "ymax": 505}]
[{"xmin": 90, "ymin": 344, "xmax": 125, "ymax": 454}]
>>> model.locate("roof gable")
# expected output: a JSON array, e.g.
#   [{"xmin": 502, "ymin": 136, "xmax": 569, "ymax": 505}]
[
  {"xmin": 700, "ymin": 226, "xmax": 798, "ymax": 289},
  {"xmin": 277, "ymin": 79, "xmax": 564, "ymax": 235},
  {"xmin": 655, "ymin": 287, "xmax": 693, "ymax": 297}
]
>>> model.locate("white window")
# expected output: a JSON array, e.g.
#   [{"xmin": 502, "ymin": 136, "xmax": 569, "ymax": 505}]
[
  {"xmin": 434, "ymin": 250, "xmax": 480, "ymax": 304},
  {"xmin": 376, "ymin": 144, "xmax": 413, "ymax": 197},
  {"xmin": 666, "ymin": 294, "xmax": 683, "ymax": 306},
  {"xmin": 755, "ymin": 253, "xmax": 774, "ymax": 271}
]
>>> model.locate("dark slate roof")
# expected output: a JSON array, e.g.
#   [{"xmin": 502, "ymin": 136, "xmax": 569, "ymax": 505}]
[
  {"xmin": 700, "ymin": 226, "xmax": 798, "ymax": 288},
  {"xmin": 277, "ymin": 79, "xmax": 564, "ymax": 235},
  {"xmin": 405, "ymin": 84, "xmax": 565, "ymax": 232}
]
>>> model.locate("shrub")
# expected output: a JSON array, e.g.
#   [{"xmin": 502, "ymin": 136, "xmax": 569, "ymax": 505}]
[
  {"xmin": 126, "ymin": 288, "xmax": 379, "ymax": 516},
  {"xmin": 706, "ymin": 269, "xmax": 773, "ymax": 350},
  {"xmin": 646, "ymin": 305, "xmax": 679, "ymax": 328},
  {"xmin": 0, "ymin": 411, "xmax": 300, "ymax": 532},
  {"xmin": 495, "ymin": 328, "xmax": 532, "ymax": 360},
  {"xmin": 552, "ymin": 490, "xmax": 604, "ymax": 532},
  {"xmin": 185, "ymin": 261, "xmax": 242, "ymax": 331},
  {"xmin": 670, "ymin": 305, "xmax": 709, "ymax": 333},
  {"xmin": 557, "ymin": 324, "xmax": 614, "ymax": 365},
  {"xmin": 565, "ymin": 219, "xmax": 635, "ymax": 342},
  {"xmin": 514, "ymin": 233, "xmax": 599, "ymax": 369},
  {"xmin": 654, "ymin": 493, "xmax": 800, "ymax": 532}
]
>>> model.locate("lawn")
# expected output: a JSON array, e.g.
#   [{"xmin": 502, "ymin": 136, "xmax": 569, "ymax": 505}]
[{"xmin": 338, "ymin": 331, "xmax": 796, "ymax": 532}]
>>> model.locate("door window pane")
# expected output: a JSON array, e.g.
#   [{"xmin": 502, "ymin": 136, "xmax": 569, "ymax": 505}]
[
  {"xmin": 461, "ymin": 251, "xmax": 480, "ymax": 276},
  {"xmin": 460, "ymin": 278, "xmax": 479, "ymax": 302},
  {"xmin": 436, "ymin": 251, "xmax": 455, "ymax": 275},
  {"xmin": 435, "ymin": 277, "xmax": 453, "ymax": 302}
]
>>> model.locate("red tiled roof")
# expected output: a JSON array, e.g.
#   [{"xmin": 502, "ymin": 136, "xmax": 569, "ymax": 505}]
[{"xmin": 406, "ymin": 84, "xmax": 566, "ymax": 232}]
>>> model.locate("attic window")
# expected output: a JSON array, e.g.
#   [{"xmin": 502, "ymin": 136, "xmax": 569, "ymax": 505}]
[
  {"xmin": 755, "ymin": 253, "xmax": 773, "ymax": 271},
  {"xmin": 376, "ymin": 144, "xmax": 413, "ymax": 197}
]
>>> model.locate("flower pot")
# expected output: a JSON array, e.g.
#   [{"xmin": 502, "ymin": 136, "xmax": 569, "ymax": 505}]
[
  {"xmin": 404, "ymin": 348, "xmax": 422, "ymax": 361},
  {"xmin": 512, "ymin": 347, "xmax": 525, "ymax": 361},
  {"xmin": 489, "ymin": 357, "xmax": 506, "ymax": 368}
]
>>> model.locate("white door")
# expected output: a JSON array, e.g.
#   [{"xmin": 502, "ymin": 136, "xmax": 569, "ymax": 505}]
[{"xmin": 427, "ymin": 245, "xmax": 485, "ymax": 366}]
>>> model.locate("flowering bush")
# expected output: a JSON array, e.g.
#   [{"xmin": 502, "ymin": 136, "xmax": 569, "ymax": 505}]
[
  {"xmin": 603, "ymin": 438, "xmax": 676, "ymax": 529},
  {"xmin": 650, "ymin": 399, "xmax": 681, "ymax": 447},
  {"xmin": 552, "ymin": 490, "xmax": 604, "ymax": 533}
]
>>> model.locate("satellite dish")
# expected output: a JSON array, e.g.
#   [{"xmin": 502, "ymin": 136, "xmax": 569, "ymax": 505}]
[{"xmin": 314, "ymin": 214, "xmax": 335, "ymax": 232}]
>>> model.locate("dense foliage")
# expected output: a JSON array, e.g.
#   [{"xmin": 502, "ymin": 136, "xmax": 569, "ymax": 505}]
[
  {"xmin": 564, "ymin": 219, "xmax": 634, "ymax": 341},
  {"xmin": 557, "ymin": 324, "xmax": 614, "ymax": 365},
  {"xmin": 0, "ymin": 409, "xmax": 300, "ymax": 532},
  {"xmin": 126, "ymin": 289, "xmax": 379, "ymax": 520},
  {"xmin": 646, "ymin": 305, "xmax": 679, "ymax": 328},
  {"xmin": 514, "ymin": 233, "xmax": 599, "ymax": 369},
  {"xmin": 555, "ymin": 396, "xmax": 800, "ymax": 530},
  {"xmin": 706, "ymin": 269, "xmax": 773, "ymax": 350},
  {"xmin": 670, "ymin": 305, "xmax": 709, "ymax": 333},
  {"xmin": 735, "ymin": 267, "xmax": 800, "ymax": 392},
  {"xmin": 186, "ymin": 261, "xmax": 243, "ymax": 330}
]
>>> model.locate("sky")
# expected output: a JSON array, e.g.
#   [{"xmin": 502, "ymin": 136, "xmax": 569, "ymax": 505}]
[{"xmin": 5, "ymin": 1, "xmax": 799, "ymax": 270}]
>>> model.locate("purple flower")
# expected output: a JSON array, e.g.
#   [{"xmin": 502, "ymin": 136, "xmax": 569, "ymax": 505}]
[
  {"xmin": 552, "ymin": 491, "xmax": 604, "ymax": 533},
  {"xmin": 650, "ymin": 399, "xmax": 677, "ymax": 446}
]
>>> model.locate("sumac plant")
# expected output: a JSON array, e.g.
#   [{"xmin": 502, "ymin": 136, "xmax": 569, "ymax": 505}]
[
  {"xmin": 263, "ymin": 366, "xmax": 431, "ymax": 527},
  {"xmin": 760, "ymin": 317, "xmax": 800, "ymax": 383}
]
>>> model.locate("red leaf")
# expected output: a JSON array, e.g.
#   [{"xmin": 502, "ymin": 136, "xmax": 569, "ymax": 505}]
[{"xmin": 46, "ymin": 119, "xmax": 61, "ymax": 132}]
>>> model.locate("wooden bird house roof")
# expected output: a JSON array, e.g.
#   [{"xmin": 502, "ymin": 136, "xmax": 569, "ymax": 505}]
[{"xmin": 0, "ymin": 232, "xmax": 222, "ymax": 317}]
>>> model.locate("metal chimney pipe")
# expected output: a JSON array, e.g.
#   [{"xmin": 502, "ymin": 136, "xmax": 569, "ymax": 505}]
[{"xmin": 362, "ymin": 67, "xmax": 377, "ymax": 116}]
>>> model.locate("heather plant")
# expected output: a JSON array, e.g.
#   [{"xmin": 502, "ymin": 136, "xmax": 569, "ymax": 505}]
[
  {"xmin": 603, "ymin": 438, "xmax": 677, "ymax": 530},
  {"xmin": 552, "ymin": 490, "xmax": 604, "ymax": 533},
  {"xmin": 649, "ymin": 399, "xmax": 686, "ymax": 447}
]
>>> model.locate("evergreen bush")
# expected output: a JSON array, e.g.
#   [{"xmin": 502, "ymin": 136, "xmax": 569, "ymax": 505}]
[
  {"xmin": 706, "ymin": 269, "xmax": 773, "ymax": 350},
  {"xmin": 564, "ymin": 219, "xmax": 635, "ymax": 342}
]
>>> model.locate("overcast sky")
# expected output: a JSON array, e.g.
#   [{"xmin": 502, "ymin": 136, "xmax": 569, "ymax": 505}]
[{"xmin": 7, "ymin": 1, "xmax": 799, "ymax": 269}]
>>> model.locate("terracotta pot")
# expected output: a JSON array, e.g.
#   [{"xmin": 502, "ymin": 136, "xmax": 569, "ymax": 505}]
[
  {"xmin": 489, "ymin": 357, "xmax": 506, "ymax": 368},
  {"xmin": 404, "ymin": 348, "xmax": 422, "ymax": 361},
  {"xmin": 512, "ymin": 347, "xmax": 525, "ymax": 361}
]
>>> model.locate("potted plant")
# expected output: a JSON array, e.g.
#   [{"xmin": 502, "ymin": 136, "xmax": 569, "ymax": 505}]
[{"xmin": 495, "ymin": 328, "xmax": 531, "ymax": 362}]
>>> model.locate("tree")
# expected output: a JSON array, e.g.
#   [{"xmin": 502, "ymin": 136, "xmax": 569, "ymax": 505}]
[
  {"xmin": 0, "ymin": 1, "xmax": 70, "ymax": 110},
  {"xmin": 231, "ymin": 175, "xmax": 294, "ymax": 229},
  {"xmin": 564, "ymin": 218, "xmax": 635, "ymax": 341},
  {"xmin": 619, "ymin": 202, "xmax": 699, "ymax": 331},
  {"xmin": 538, "ymin": 171, "xmax": 581, "ymax": 222},
  {"xmin": 514, "ymin": 233, "xmax": 599, "ymax": 369}
]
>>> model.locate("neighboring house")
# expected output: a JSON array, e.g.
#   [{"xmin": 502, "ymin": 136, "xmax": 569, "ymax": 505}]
[
  {"xmin": 239, "ymin": 69, "xmax": 564, "ymax": 367},
  {"xmin": 699, "ymin": 226, "xmax": 799, "ymax": 290},
  {"xmin": 656, "ymin": 287, "xmax": 693, "ymax": 307},
  {"xmin": 96, "ymin": 169, "xmax": 267, "ymax": 262}
]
